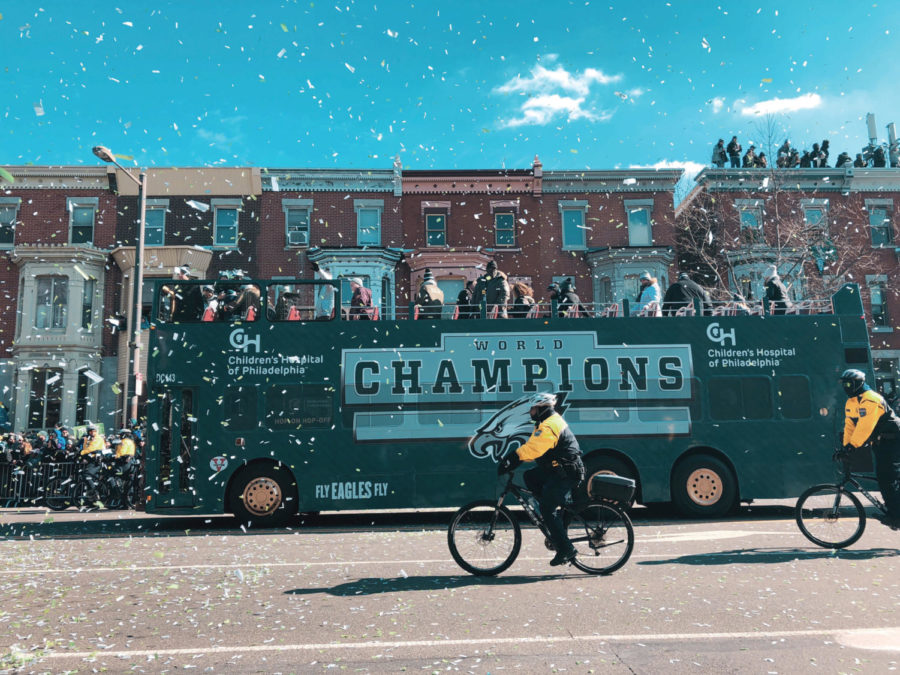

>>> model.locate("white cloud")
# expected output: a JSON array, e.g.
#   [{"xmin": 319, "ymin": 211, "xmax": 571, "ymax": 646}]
[
  {"xmin": 740, "ymin": 93, "xmax": 822, "ymax": 116},
  {"xmin": 496, "ymin": 62, "xmax": 624, "ymax": 127},
  {"xmin": 629, "ymin": 159, "xmax": 706, "ymax": 178},
  {"xmin": 710, "ymin": 97, "xmax": 725, "ymax": 113}
]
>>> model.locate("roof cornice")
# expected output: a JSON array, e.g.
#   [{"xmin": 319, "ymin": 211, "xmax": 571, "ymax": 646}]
[{"xmin": 1, "ymin": 166, "xmax": 109, "ymax": 190}]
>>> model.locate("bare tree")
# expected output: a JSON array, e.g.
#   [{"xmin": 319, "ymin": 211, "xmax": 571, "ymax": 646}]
[{"xmin": 750, "ymin": 112, "xmax": 783, "ymax": 163}]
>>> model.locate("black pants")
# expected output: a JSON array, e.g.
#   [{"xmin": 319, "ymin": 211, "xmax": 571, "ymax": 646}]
[
  {"xmin": 874, "ymin": 438, "xmax": 900, "ymax": 518},
  {"xmin": 524, "ymin": 467, "xmax": 581, "ymax": 554}
]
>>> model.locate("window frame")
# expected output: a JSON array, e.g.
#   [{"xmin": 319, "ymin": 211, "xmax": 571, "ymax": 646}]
[
  {"xmin": 355, "ymin": 199, "xmax": 383, "ymax": 247},
  {"xmin": 625, "ymin": 199, "xmax": 653, "ymax": 246},
  {"xmin": 801, "ymin": 198, "xmax": 828, "ymax": 231},
  {"xmin": 735, "ymin": 199, "xmax": 764, "ymax": 244},
  {"xmin": 212, "ymin": 198, "xmax": 242, "ymax": 248},
  {"xmin": 34, "ymin": 275, "xmax": 69, "ymax": 332},
  {"xmin": 866, "ymin": 274, "xmax": 890, "ymax": 329},
  {"xmin": 67, "ymin": 197, "xmax": 98, "ymax": 245},
  {"xmin": 425, "ymin": 212, "xmax": 447, "ymax": 247},
  {"xmin": 27, "ymin": 368, "xmax": 64, "ymax": 430},
  {"xmin": 558, "ymin": 200, "xmax": 588, "ymax": 250},
  {"xmin": 282, "ymin": 198, "xmax": 312, "ymax": 248},
  {"xmin": 865, "ymin": 199, "xmax": 894, "ymax": 247},
  {"xmin": 494, "ymin": 211, "xmax": 517, "ymax": 248},
  {"xmin": 0, "ymin": 197, "xmax": 20, "ymax": 247},
  {"xmin": 144, "ymin": 199, "xmax": 169, "ymax": 247}
]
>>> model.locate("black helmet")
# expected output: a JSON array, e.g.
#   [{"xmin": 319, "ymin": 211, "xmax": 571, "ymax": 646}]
[{"xmin": 841, "ymin": 369, "xmax": 866, "ymax": 397}]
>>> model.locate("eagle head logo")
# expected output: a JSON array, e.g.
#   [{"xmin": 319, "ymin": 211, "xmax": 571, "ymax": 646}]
[{"xmin": 468, "ymin": 392, "xmax": 568, "ymax": 463}]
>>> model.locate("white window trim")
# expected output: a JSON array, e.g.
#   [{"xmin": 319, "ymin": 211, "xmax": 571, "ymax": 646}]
[
  {"xmin": 625, "ymin": 199, "xmax": 653, "ymax": 246},
  {"xmin": 425, "ymin": 212, "xmax": 448, "ymax": 247},
  {"xmin": 494, "ymin": 211, "xmax": 517, "ymax": 248},
  {"xmin": 0, "ymin": 197, "xmax": 21, "ymax": 249},
  {"xmin": 865, "ymin": 199, "xmax": 894, "ymax": 248},
  {"xmin": 558, "ymin": 200, "xmax": 588, "ymax": 250},
  {"xmin": 67, "ymin": 197, "xmax": 99, "ymax": 245},
  {"xmin": 144, "ymin": 198, "xmax": 169, "ymax": 247},
  {"xmin": 211, "ymin": 198, "xmax": 242, "ymax": 248},
  {"xmin": 354, "ymin": 199, "xmax": 383, "ymax": 247},
  {"xmin": 801, "ymin": 198, "xmax": 829, "ymax": 229},
  {"xmin": 283, "ymin": 198, "xmax": 313, "ymax": 248},
  {"xmin": 866, "ymin": 274, "xmax": 892, "ymax": 332}
]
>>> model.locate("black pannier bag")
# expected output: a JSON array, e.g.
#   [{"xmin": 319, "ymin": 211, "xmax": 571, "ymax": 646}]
[{"xmin": 589, "ymin": 474, "xmax": 636, "ymax": 507}]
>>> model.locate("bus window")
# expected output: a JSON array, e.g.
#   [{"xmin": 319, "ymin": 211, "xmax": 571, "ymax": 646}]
[
  {"xmin": 265, "ymin": 384, "xmax": 333, "ymax": 429},
  {"xmin": 844, "ymin": 347, "xmax": 869, "ymax": 365},
  {"xmin": 268, "ymin": 283, "xmax": 315, "ymax": 322},
  {"xmin": 708, "ymin": 377, "xmax": 772, "ymax": 421},
  {"xmin": 223, "ymin": 386, "xmax": 258, "ymax": 430},
  {"xmin": 230, "ymin": 284, "xmax": 261, "ymax": 322},
  {"xmin": 777, "ymin": 376, "xmax": 812, "ymax": 420}
]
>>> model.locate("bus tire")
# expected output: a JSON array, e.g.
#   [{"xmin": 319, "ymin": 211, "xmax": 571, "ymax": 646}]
[
  {"xmin": 580, "ymin": 455, "xmax": 637, "ymax": 505},
  {"xmin": 671, "ymin": 455, "xmax": 736, "ymax": 518},
  {"xmin": 229, "ymin": 463, "xmax": 298, "ymax": 528}
]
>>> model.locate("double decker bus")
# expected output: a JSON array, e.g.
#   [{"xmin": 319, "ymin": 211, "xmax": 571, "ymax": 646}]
[{"xmin": 144, "ymin": 280, "xmax": 873, "ymax": 525}]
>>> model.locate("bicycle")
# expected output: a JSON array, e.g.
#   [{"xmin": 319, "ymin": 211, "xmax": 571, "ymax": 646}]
[
  {"xmin": 447, "ymin": 472, "xmax": 636, "ymax": 576},
  {"xmin": 44, "ymin": 461, "xmax": 111, "ymax": 512},
  {"xmin": 795, "ymin": 451, "xmax": 894, "ymax": 549}
]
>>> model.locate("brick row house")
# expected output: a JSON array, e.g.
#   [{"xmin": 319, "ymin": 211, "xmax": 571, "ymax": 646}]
[
  {"xmin": 676, "ymin": 167, "xmax": 900, "ymax": 398},
  {"xmin": 1, "ymin": 158, "xmax": 681, "ymax": 429}
]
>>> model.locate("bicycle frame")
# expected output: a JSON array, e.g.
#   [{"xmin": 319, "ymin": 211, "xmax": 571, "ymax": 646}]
[
  {"xmin": 837, "ymin": 458, "xmax": 886, "ymax": 514},
  {"xmin": 494, "ymin": 475, "xmax": 552, "ymax": 539}
]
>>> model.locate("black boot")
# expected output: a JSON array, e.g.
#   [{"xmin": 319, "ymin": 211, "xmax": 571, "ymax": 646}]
[{"xmin": 549, "ymin": 548, "xmax": 576, "ymax": 566}]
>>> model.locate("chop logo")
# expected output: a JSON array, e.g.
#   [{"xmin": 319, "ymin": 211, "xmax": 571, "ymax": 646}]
[
  {"xmin": 468, "ymin": 393, "xmax": 568, "ymax": 462},
  {"xmin": 229, "ymin": 328, "xmax": 260, "ymax": 353},
  {"xmin": 706, "ymin": 322, "xmax": 736, "ymax": 347}
]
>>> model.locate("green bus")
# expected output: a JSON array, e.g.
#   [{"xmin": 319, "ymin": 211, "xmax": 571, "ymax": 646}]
[{"xmin": 145, "ymin": 280, "xmax": 872, "ymax": 525}]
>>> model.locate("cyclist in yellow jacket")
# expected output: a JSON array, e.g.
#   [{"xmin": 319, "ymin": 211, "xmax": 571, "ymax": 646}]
[
  {"xmin": 79, "ymin": 423, "xmax": 106, "ymax": 458},
  {"xmin": 497, "ymin": 393, "xmax": 585, "ymax": 566},
  {"xmin": 841, "ymin": 369, "xmax": 900, "ymax": 528}
]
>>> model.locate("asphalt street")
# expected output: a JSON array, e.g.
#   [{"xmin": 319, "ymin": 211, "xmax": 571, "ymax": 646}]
[{"xmin": 1, "ymin": 503, "xmax": 898, "ymax": 673}]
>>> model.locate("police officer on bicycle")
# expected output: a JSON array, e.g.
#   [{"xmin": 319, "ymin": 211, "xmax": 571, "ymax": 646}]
[
  {"xmin": 840, "ymin": 369, "xmax": 900, "ymax": 528},
  {"xmin": 497, "ymin": 393, "xmax": 585, "ymax": 566}
]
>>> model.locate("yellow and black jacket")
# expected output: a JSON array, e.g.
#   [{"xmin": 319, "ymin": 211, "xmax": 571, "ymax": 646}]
[
  {"xmin": 844, "ymin": 389, "xmax": 900, "ymax": 448},
  {"xmin": 515, "ymin": 411, "xmax": 582, "ymax": 470}
]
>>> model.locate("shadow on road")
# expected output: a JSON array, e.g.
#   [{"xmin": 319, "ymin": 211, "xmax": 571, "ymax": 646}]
[
  {"xmin": 284, "ymin": 573, "xmax": 575, "ymax": 596},
  {"xmin": 639, "ymin": 546, "xmax": 900, "ymax": 566}
]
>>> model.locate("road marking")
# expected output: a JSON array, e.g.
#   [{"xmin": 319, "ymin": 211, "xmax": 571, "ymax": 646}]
[
  {"xmin": 25, "ymin": 626, "xmax": 900, "ymax": 660},
  {"xmin": 0, "ymin": 546, "xmax": 875, "ymax": 576}
]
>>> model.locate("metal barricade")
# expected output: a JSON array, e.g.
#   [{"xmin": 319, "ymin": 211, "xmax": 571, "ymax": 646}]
[{"xmin": 0, "ymin": 462, "xmax": 77, "ymax": 506}]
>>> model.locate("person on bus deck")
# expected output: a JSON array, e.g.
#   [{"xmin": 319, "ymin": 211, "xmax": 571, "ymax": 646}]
[
  {"xmin": 763, "ymin": 265, "xmax": 792, "ymax": 315},
  {"xmin": 312, "ymin": 262, "xmax": 336, "ymax": 320},
  {"xmin": 415, "ymin": 268, "xmax": 444, "ymax": 320},
  {"xmin": 455, "ymin": 280, "xmax": 477, "ymax": 320},
  {"xmin": 232, "ymin": 284, "xmax": 261, "ymax": 321},
  {"xmin": 661, "ymin": 272, "xmax": 710, "ymax": 316},
  {"xmin": 633, "ymin": 271, "xmax": 661, "ymax": 316},
  {"xmin": 840, "ymin": 369, "xmax": 900, "ymax": 529},
  {"xmin": 497, "ymin": 393, "xmax": 585, "ymax": 566},
  {"xmin": 547, "ymin": 278, "xmax": 586, "ymax": 318},
  {"xmin": 200, "ymin": 285, "xmax": 218, "ymax": 322},
  {"xmin": 161, "ymin": 266, "xmax": 204, "ymax": 322},
  {"xmin": 349, "ymin": 277, "xmax": 376, "ymax": 320},
  {"xmin": 473, "ymin": 260, "xmax": 509, "ymax": 318},
  {"xmin": 274, "ymin": 285, "xmax": 303, "ymax": 321},
  {"xmin": 508, "ymin": 281, "xmax": 536, "ymax": 318}
]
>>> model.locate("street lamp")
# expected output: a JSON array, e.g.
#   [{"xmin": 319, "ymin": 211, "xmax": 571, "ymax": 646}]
[{"xmin": 93, "ymin": 145, "xmax": 147, "ymax": 426}]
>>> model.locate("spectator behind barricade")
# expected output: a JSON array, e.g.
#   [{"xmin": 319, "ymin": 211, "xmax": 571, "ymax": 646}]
[
  {"xmin": 0, "ymin": 401, "xmax": 10, "ymax": 433},
  {"xmin": 777, "ymin": 140, "xmax": 791, "ymax": 167},
  {"xmin": 634, "ymin": 271, "xmax": 662, "ymax": 315},
  {"xmin": 854, "ymin": 153, "xmax": 868, "ymax": 168},
  {"xmin": 835, "ymin": 152, "xmax": 853, "ymax": 168},
  {"xmin": 764, "ymin": 265, "xmax": 792, "ymax": 315},
  {"xmin": 742, "ymin": 145, "xmax": 756, "ymax": 168},
  {"xmin": 164, "ymin": 266, "xmax": 204, "ymax": 322},
  {"xmin": 456, "ymin": 280, "xmax": 478, "ymax": 320},
  {"xmin": 415, "ymin": 268, "xmax": 444, "ymax": 320},
  {"xmin": 662, "ymin": 272, "xmax": 710, "ymax": 316},
  {"xmin": 349, "ymin": 277, "xmax": 376, "ymax": 320},
  {"xmin": 727, "ymin": 136, "xmax": 742, "ymax": 168},
  {"xmin": 200, "ymin": 285, "xmax": 218, "ymax": 322},
  {"xmin": 508, "ymin": 281, "xmax": 536, "ymax": 318},
  {"xmin": 311, "ymin": 262, "xmax": 336, "ymax": 320},
  {"xmin": 473, "ymin": 260, "xmax": 510, "ymax": 318},
  {"xmin": 711, "ymin": 139, "xmax": 727, "ymax": 168}
]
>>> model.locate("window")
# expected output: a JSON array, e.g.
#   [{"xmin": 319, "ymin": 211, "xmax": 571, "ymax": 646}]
[
  {"xmin": 868, "ymin": 207, "xmax": 893, "ymax": 246},
  {"xmin": 426, "ymin": 213, "xmax": 446, "ymax": 246},
  {"xmin": 495, "ymin": 212, "xmax": 516, "ymax": 247},
  {"xmin": 803, "ymin": 207, "xmax": 826, "ymax": 228},
  {"xmin": 561, "ymin": 208, "xmax": 586, "ymax": 249},
  {"xmin": 68, "ymin": 197, "xmax": 98, "ymax": 244},
  {"xmin": 868, "ymin": 278, "xmax": 889, "ymax": 327},
  {"xmin": 144, "ymin": 207, "xmax": 166, "ymax": 246},
  {"xmin": 708, "ymin": 377, "xmax": 772, "ymax": 420},
  {"xmin": 778, "ymin": 376, "xmax": 812, "ymax": 419},
  {"xmin": 75, "ymin": 371, "xmax": 91, "ymax": 426},
  {"xmin": 81, "ymin": 278, "xmax": 95, "ymax": 330},
  {"xmin": 35, "ymin": 276, "xmax": 68, "ymax": 330},
  {"xmin": 212, "ymin": 199, "xmax": 241, "ymax": 247},
  {"xmin": 355, "ymin": 199, "xmax": 383, "ymax": 246},
  {"xmin": 223, "ymin": 386, "xmax": 258, "ymax": 431},
  {"xmin": 27, "ymin": 368, "xmax": 63, "ymax": 429},
  {"xmin": 735, "ymin": 199, "xmax": 764, "ymax": 244},
  {"xmin": 283, "ymin": 199, "xmax": 312, "ymax": 247},
  {"xmin": 265, "ymin": 384, "xmax": 333, "ymax": 429},
  {"xmin": 624, "ymin": 199, "xmax": 653, "ymax": 246},
  {"xmin": 0, "ymin": 198, "xmax": 19, "ymax": 246}
]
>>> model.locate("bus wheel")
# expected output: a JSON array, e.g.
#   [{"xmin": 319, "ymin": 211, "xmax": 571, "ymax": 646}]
[
  {"xmin": 580, "ymin": 456, "xmax": 636, "ymax": 505},
  {"xmin": 229, "ymin": 464, "xmax": 298, "ymax": 528},
  {"xmin": 671, "ymin": 455, "xmax": 736, "ymax": 518}
]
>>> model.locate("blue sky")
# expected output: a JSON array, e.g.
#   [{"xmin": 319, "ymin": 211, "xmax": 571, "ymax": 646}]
[{"xmin": 3, "ymin": 1, "xmax": 900, "ymax": 181}]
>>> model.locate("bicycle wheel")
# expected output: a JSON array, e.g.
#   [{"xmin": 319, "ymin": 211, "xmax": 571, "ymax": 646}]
[
  {"xmin": 448, "ymin": 500, "xmax": 521, "ymax": 576},
  {"xmin": 43, "ymin": 477, "xmax": 74, "ymax": 511},
  {"xmin": 795, "ymin": 484, "xmax": 866, "ymax": 549},
  {"xmin": 567, "ymin": 502, "xmax": 634, "ymax": 575}
]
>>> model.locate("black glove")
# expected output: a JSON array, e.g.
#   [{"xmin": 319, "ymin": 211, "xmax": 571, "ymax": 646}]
[
  {"xmin": 833, "ymin": 445, "xmax": 852, "ymax": 461},
  {"xmin": 497, "ymin": 453, "xmax": 521, "ymax": 475}
]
